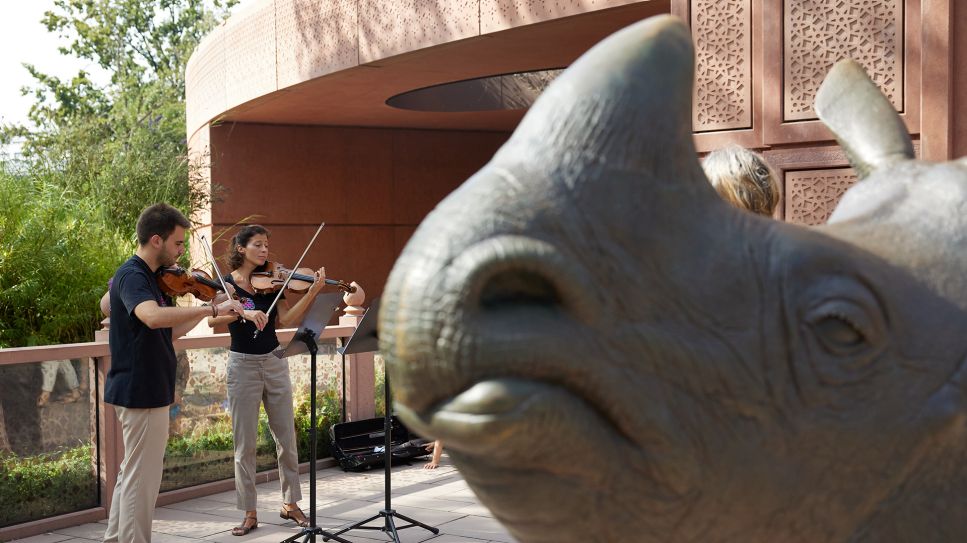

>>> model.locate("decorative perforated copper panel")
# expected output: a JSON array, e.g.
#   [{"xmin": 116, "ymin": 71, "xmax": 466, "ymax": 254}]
[
  {"xmin": 784, "ymin": 168, "xmax": 858, "ymax": 226},
  {"xmin": 481, "ymin": 0, "xmax": 641, "ymax": 32},
  {"xmin": 276, "ymin": 0, "xmax": 358, "ymax": 88},
  {"xmin": 691, "ymin": 0, "xmax": 751, "ymax": 131},
  {"xmin": 783, "ymin": 0, "xmax": 902, "ymax": 121},
  {"xmin": 359, "ymin": 0, "xmax": 479, "ymax": 63},
  {"xmin": 223, "ymin": 1, "xmax": 278, "ymax": 110}
]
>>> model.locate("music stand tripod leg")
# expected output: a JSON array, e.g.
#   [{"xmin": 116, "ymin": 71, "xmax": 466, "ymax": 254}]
[
  {"xmin": 392, "ymin": 510, "xmax": 439, "ymax": 533},
  {"xmin": 323, "ymin": 370, "xmax": 439, "ymax": 543},
  {"xmin": 272, "ymin": 293, "xmax": 354, "ymax": 543}
]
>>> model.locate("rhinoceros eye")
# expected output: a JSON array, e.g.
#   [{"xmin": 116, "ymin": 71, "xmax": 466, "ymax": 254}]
[
  {"xmin": 796, "ymin": 276, "xmax": 889, "ymax": 386},
  {"xmin": 813, "ymin": 314, "xmax": 864, "ymax": 351},
  {"xmin": 806, "ymin": 299, "xmax": 878, "ymax": 357}
]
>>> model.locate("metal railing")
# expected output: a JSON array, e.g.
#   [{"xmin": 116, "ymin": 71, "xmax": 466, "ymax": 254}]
[{"xmin": 0, "ymin": 319, "xmax": 375, "ymax": 541}]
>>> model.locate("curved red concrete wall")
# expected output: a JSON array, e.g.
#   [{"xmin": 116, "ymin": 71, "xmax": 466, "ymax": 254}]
[{"xmin": 185, "ymin": 0, "xmax": 658, "ymax": 141}]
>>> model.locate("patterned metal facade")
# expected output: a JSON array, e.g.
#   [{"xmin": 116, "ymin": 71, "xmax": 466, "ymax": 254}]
[
  {"xmin": 692, "ymin": 0, "xmax": 752, "ymax": 131},
  {"xmin": 682, "ymin": 0, "xmax": 918, "ymax": 224}
]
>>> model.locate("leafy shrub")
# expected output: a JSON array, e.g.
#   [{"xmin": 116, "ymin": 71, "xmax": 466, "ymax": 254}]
[
  {"xmin": 0, "ymin": 0, "xmax": 234, "ymax": 348},
  {"xmin": 0, "ymin": 445, "xmax": 96, "ymax": 528},
  {"xmin": 166, "ymin": 416, "xmax": 235, "ymax": 457},
  {"xmin": 295, "ymin": 377, "xmax": 343, "ymax": 462},
  {"xmin": 0, "ymin": 384, "xmax": 346, "ymax": 527}
]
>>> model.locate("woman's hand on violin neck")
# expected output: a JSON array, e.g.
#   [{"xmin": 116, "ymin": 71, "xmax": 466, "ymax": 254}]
[
  {"xmin": 212, "ymin": 284, "xmax": 236, "ymax": 304},
  {"xmin": 244, "ymin": 310, "xmax": 269, "ymax": 331},
  {"xmin": 308, "ymin": 267, "xmax": 327, "ymax": 295}
]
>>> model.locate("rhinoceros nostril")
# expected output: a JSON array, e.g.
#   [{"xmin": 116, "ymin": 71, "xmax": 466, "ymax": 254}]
[
  {"xmin": 479, "ymin": 269, "xmax": 561, "ymax": 309},
  {"xmin": 450, "ymin": 236, "xmax": 595, "ymax": 322}
]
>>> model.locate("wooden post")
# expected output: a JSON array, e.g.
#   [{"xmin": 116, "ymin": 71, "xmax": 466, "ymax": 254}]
[
  {"xmin": 94, "ymin": 317, "xmax": 122, "ymax": 513},
  {"xmin": 339, "ymin": 283, "xmax": 376, "ymax": 421}
]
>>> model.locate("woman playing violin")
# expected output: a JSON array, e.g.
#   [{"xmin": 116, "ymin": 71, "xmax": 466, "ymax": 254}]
[{"xmin": 207, "ymin": 224, "xmax": 327, "ymax": 536}]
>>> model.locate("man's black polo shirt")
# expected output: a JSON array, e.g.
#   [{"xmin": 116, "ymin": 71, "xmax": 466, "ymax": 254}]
[{"xmin": 105, "ymin": 255, "xmax": 177, "ymax": 408}]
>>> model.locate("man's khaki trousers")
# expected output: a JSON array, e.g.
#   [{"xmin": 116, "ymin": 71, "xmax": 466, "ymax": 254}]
[{"xmin": 103, "ymin": 405, "xmax": 169, "ymax": 543}]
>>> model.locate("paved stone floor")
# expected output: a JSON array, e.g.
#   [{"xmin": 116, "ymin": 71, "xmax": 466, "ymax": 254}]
[{"xmin": 13, "ymin": 455, "xmax": 516, "ymax": 543}]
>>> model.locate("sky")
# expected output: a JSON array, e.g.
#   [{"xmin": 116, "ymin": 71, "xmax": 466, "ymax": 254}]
[
  {"xmin": 0, "ymin": 1, "xmax": 109, "ymax": 130},
  {"xmin": 0, "ymin": 1, "xmax": 246, "ymax": 158}
]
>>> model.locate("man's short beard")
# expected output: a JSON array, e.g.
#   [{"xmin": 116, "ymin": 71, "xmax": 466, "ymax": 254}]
[{"xmin": 160, "ymin": 247, "xmax": 177, "ymax": 267}]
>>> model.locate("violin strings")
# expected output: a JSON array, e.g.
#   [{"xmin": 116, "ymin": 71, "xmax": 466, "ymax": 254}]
[{"xmin": 256, "ymin": 221, "xmax": 326, "ymax": 338}]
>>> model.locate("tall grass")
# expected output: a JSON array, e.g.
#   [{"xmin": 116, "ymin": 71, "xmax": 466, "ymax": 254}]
[{"xmin": 0, "ymin": 170, "xmax": 130, "ymax": 347}]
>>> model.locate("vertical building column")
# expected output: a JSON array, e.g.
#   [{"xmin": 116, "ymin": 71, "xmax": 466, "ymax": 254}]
[{"xmin": 920, "ymin": 0, "xmax": 952, "ymax": 161}]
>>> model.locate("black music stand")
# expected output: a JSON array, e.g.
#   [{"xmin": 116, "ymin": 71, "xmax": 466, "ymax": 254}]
[
  {"xmin": 276, "ymin": 292, "xmax": 353, "ymax": 543},
  {"xmin": 325, "ymin": 298, "xmax": 439, "ymax": 543}
]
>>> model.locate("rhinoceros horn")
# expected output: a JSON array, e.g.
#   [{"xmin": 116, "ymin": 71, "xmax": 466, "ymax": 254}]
[{"xmin": 492, "ymin": 13, "xmax": 721, "ymax": 225}]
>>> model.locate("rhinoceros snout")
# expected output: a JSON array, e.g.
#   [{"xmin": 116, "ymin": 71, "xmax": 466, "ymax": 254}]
[{"xmin": 381, "ymin": 234, "xmax": 600, "ymax": 419}]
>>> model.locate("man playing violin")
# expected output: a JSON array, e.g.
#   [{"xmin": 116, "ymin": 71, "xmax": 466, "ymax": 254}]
[{"xmin": 103, "ymin": 203, "xmax": 243, "ymax": 543}]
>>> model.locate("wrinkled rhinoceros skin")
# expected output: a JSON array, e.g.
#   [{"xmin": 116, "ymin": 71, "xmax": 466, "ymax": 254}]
[{"xmin": 378, "ymin": 15, "xmax": 967, "ymax": 543}]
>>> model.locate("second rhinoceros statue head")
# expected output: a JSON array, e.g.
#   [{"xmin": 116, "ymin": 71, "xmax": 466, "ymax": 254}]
[{"xmin": 378, "ymin": 14, "xmax": 967, "ymax": 543}]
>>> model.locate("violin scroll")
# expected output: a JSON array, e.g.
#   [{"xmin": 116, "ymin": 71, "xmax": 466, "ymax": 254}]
[{"xmin": 329, "ymin": 278, "xmax": 357, "ymax": 294}]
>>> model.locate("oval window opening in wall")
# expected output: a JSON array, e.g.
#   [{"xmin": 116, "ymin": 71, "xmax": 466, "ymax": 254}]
[{"xmin": 387, "ymin": 69, "xmax": 565, "ymax": 112}]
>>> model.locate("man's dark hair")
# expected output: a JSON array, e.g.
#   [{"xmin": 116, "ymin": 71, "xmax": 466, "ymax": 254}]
[{"xmin": 136, "ymin": 203, "xmax": 191, "ymax": 246}]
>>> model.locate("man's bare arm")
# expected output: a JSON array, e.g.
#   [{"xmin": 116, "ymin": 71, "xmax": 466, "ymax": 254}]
[
  {"xmin": 134, "ymin": 301, "xmax": 211, "ymax": 330},
  {"xmin": 134, "ymin": 298, "xmax": 244, "ymax": 331}
]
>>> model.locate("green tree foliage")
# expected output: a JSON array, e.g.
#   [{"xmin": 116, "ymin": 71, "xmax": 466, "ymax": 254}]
[{"xmin": 0, "ymin": 0, "xmax": 236, "ymax": 347}]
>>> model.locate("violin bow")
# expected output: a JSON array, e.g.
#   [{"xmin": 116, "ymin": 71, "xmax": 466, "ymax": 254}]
[
  {"xmin": 199, "ymin": 235, "xmax": 246, "ymax": 323},
  {"xmin": 256, "ymin": 221, "xmax": 326, "ymax": 338}
]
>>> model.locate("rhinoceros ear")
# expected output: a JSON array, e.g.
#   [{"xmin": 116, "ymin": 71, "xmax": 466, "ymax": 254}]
[{"xmin": 815, "ymin": 60, "xmax": 914, "ymax": 179}]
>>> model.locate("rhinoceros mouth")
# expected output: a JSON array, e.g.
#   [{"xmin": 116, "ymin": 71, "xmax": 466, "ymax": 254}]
[
  {"xmin": 395, "ymin": 377, "xmax": 627, "ymax": 460},
  {"xmin": 397, "ymin": 379, "xmax": 564, "ymax": 437},
  {"xmin": 396, "ymin": 375, "xmax": 695, "ymax": 516}
]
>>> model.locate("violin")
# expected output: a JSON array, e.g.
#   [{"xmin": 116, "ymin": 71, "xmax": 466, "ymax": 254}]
[
  {"xmin": 157, "ymin": 266, "xmax": 225, "ymax": 302},
  {"xmin": 250, "ymin": 261, "xmax": 356, "ymax": 294}
]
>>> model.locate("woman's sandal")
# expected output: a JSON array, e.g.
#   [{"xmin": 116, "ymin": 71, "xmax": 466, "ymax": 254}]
[
  {"xmin": 280, "ymin": 505, "xmax": 310, "ymax": 527},
  {"xmin": 232, "ymin": 515, "xmax": 258, "ymax": 536}
]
